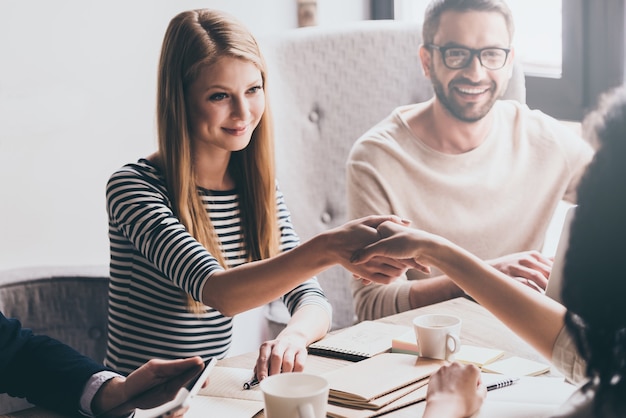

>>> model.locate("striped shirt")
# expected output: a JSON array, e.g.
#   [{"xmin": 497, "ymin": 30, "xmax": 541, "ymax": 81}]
[{"xmin": 104, "ymin": 159, "xmax": 331, "ymax": 374}]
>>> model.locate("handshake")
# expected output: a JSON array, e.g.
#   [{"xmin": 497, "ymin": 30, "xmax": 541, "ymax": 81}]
[
  {"xmin": 325, "ymin": 215, "xmax": 441, "ymax": 285},
  {"xmin": 328, "ymin": 215, "xmax": 550, "ymax": 294}
]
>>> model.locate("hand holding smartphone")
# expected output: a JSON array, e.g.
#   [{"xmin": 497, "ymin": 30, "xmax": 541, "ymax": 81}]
[{"xmin": 99, "ymin": 357, "xmax": 216, "ymax": 418}]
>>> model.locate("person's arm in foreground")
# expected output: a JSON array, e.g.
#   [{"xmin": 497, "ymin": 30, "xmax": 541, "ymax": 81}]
[
  {"xmin": 93, "ymin": 357, "xmax": 205, "ymax": 417},
  {"xmin": 352, "ymin": 222, "xmax": 567, "ymax": 360},
  {"xmin": 203, "ymin": 215, "xmax": 410, "ymax": 317},
  {"xmin": 0, "ymin": 313, "xmax": 204, "ymax": 417},
  {"xmin": 422, "ymin": 362, "xmax": 486, "ymax": 418}
]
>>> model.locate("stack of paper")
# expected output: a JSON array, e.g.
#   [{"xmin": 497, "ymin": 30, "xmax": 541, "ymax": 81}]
[{"xmin": 323, "ymin": 353, "xmax": 443, "ymax": 418}]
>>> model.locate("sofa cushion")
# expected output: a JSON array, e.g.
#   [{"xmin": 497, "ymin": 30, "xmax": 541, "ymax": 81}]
[{"xmin": 0, "ymin": 265, "xmax": 109, "ymax": 414}]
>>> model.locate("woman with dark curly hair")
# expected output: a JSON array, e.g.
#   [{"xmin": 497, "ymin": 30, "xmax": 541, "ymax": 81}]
[{"xmin": 352, "ymin": 86, "xmax": 626, "ymax": 417}]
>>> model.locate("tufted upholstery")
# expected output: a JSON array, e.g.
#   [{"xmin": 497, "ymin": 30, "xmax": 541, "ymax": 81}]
[
  {"xmin": 0, "ymin": 265, "xmax": 110, "ymax": 414},
  {"xmin": 260, "ymin": 20, "xmax": 526, "ymax": 333}
]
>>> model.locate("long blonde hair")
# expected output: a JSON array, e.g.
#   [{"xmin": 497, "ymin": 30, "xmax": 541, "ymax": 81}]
[{"xmin": 156, "ymin": 9, "xmax": 279, "ymax": 311}]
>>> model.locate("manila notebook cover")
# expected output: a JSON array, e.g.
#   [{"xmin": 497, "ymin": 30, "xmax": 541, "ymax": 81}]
[
  {"xmin": 326, "ymin": 384, "xmax": 429, "ymax": 418},
  {"xmin": 323, "ymin": 353, "xmax": 442, "ymax": 404},
  {"xmin": 308, "ymin": 321, "xmax": 411, "ymax": 361}
]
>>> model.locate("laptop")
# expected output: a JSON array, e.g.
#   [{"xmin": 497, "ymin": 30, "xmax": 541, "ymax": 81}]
[{"xmin": 545, "ymin": 205, "xmax": 577, "ymax": 303}]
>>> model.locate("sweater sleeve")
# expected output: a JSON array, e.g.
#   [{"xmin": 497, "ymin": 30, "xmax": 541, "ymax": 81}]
[
  {"xmin": 106, "ymin": 165, "xmax": 222, "ymax": 302},
  {"xmin": 551, "ymin": 326, "xmax": 588, "ymax": 385},
  {"xmin": 0, "ymin": 313, "xmax": 106, "ymax": 416},
  {"xmin": 346, "ymin": 150, "xmax": 413, "ymax": 320},
  {"xmin": 275, "ymin": 186, "xmax": 333, "ymax": 324}
]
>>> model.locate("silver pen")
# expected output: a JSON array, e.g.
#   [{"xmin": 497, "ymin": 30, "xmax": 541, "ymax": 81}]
[
  {"xmin": 486, "ymin": 377, "xmax": 520, "ymax": 391},
  {"xmin": 243, "ymin": 376, "xmax": 259, "ymax": 390}
]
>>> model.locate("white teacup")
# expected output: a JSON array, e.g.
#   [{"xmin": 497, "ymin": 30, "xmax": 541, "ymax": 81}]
[
  {"xmin": 413, "ymin": 314, "xmax": 462, "ymax": 361},
  {"xmin": 260, "ymin": 373, "xmax": 329, "ymax": 418}
]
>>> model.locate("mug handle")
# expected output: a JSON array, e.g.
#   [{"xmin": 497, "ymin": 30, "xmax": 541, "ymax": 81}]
[
  {"xmin": 298, "ymin": 403, "xmax": 316, "ymax": 418},
  {"xmin": 446, "ymin": 333, "xmax": 461, "ymax": 359}
]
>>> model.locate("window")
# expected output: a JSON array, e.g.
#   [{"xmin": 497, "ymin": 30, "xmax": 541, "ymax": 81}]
[
  {"xmin": 385, "ymin": 0, "xmax": 625, "ymax": 121},
  {"xmin": 507, "ymin": 0, "xmax": 561, "ymax": 77}
]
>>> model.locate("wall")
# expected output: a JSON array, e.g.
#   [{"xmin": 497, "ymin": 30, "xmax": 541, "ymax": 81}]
[{"xmin": 0, "ymin": 0, "xmax": 368, "ymax": 355}]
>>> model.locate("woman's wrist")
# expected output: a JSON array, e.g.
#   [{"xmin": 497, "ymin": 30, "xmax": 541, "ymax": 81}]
[{"xmin": 423, "ymin": 396, "xmax": 467, "ymax": 418}]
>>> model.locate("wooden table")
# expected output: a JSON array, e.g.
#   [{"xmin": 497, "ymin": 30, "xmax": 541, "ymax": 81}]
[
  {"xmin": 221, "ymin": 297, "xmax": 551, "ymax": 370},
  {"xmin": 3, "ymin": 297, "xmax": 556, "ymax": 418},
  {"xmin": 220, "ymin": 297, "xmax": 556, "ymax": 417}
]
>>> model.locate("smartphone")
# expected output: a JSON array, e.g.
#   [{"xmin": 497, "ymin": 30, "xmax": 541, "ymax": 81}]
[{"xmin": 99, "ymin": 357, "xmax": 216, "ymax": 418}]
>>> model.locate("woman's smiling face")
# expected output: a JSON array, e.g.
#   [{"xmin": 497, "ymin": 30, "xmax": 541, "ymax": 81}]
[{"xmin": 186, "ymin": 56, "xmax": 265, "ymax": 155}]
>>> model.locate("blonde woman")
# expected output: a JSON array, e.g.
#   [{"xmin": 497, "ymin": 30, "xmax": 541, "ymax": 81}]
[{"xmin": 104, "ymin": 9, "xmax": 405, "ymax": 380}]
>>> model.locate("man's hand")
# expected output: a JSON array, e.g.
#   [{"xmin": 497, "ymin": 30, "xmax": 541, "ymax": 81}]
[
  {"xmin": 93, "ymin": 357, "xmax": 205, "ymax": 417},
  {"xmin": 327, "ymin": 216, "xmax": 420, "ymax": 284},
  {"xmin": 487, "ymin": 251, "xmax": 552, "ymax": 291},
  {"xmin": 350, "ymin": 221, "xmax": 435, "ymax": 284}
]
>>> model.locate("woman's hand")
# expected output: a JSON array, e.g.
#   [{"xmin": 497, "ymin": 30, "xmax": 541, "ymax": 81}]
[
  {"xmin": 486, "ymin": 251, "xmax": 552, "ymax": 292},
  {"xmin": 350, "ymin": 221, "xmax": 436, "ymax": 276},
  {"xmin": 423, "ymin": 362, "xmax": 486, "ymax": 418},
  {"xmin": 253, "ymin": 333, "xmax": 308, "ymax": 381},
  {"xmin": 325, "ymin": 215, "xmax": 416, "ymax": 284}
]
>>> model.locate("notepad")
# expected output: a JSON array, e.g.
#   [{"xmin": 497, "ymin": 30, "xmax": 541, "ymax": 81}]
[
  {"xmin": 194, "ymin": 366, "xmax": 264, "ymax": 416},
  {"xmin": 308, "ymin": 321, "xmax": 411, "ymax": 361},
  {"xmin": 481, "ymin": 356, "xmax": 551, "ymax": 376},
  {"xmin": 390, "ymin": 330, "xmax": 420, "ymax": 355},
  {"xmin": 327, "ymin": 384, "xmax": 429, "ymax": 418},
  {"xmin": 323, "ymin": 353, "xmax": 442, "ymax": 410}
]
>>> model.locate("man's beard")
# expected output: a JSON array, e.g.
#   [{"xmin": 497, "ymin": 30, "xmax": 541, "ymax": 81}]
[{"xmin": 431, "ymin": 72, "xmax": 499, "ymax": 123}]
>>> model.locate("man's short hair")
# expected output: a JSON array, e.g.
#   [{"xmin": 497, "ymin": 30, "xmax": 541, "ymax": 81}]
[{"xmin": 422, "ymin": 0, "xmax": 515, "ymax": 46}]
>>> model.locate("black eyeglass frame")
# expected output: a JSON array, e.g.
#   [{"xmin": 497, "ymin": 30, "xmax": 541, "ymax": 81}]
[{"xmin": 427, "ymin": 44, "xmax": 511, "ymax": 70}]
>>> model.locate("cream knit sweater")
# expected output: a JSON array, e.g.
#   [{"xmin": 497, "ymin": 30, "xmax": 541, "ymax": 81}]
[{"xmin": 347, "ymin": 100, "xmax": 594, "ymax": 320}]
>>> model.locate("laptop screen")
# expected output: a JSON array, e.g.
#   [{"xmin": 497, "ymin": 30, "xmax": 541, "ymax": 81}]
[{"xmin": 545, "ymin": 205, "xmax": 577, "ymax": 303}]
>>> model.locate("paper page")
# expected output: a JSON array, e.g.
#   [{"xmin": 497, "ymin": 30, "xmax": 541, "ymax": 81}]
[
  {"xmin": 191, "ymin": 366, "xmax": 264, "ymax": 417},
  {"xmin": 187, "ymin": 396, "xmax": 263, "ymax": 418},
  {"xmin": 472, "ymin": 375, "xmax": 577, "ymax": 417},
  {"xmin": 481, "ymin": 356, "xmax": 551, "ymax": 376},
  {"xmin": 324, "ymin": 354, "xmax": 442, "ymax": 401},
  {"xmin": 456, "ymin": 345, "xmax": 505, "ymax": 366},
  {"xmin": 410, "ymin": 375, "xmax": 577, "ymax": 418},
  {"xmin": 197, "ymin": 366, "xmax": 263, "ymax": 401},
  {"xmin": 482, "ymin": 375, "xmax": 576, "ymax": 405}
]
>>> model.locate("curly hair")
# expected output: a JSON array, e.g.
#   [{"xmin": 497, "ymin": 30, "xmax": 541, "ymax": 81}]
[{"xmin": 562, "ymin": 85, "xmax": 626, "ymax": 415}]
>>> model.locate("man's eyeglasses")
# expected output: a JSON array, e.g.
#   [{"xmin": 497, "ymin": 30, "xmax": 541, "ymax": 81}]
[{"xmin": 427, "ymin": 44, "xmax": 510, "ymax": 70}]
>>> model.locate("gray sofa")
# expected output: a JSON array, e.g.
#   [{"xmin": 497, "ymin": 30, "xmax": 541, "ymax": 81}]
[
  {"xmin": 0, "ymin": 265, "xmax": 110, "ymax": 413},
  {"xmin": 0, "ymin": 19, "xmax": 526, "ymax": 414}
]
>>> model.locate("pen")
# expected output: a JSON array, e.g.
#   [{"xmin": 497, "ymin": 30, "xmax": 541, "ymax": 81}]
[
  {"xmin": 243, "ymin": 376, "xmax": 259, "ymax": 390},
  {"xmin": 486, "ymin": 377, "xmax": 519, "ymax": 391}
]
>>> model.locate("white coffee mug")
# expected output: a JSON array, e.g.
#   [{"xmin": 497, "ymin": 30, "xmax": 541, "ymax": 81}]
[
  {"xmin": 413, "ymin": 314, "xmax": 462, "ymax": 361},
  {"xmin": 260, "ymin": 373, "xmax": 329, "ymax": 418}
]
